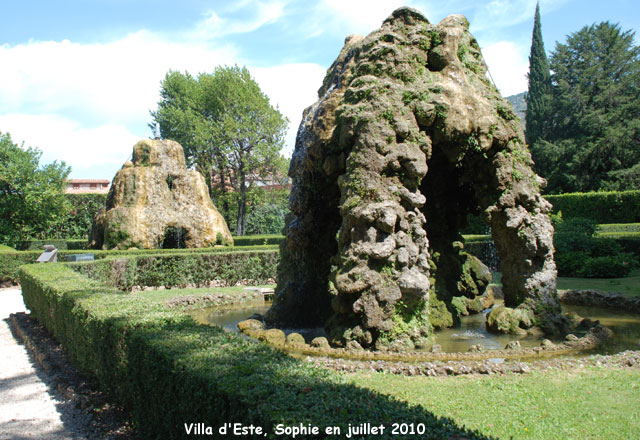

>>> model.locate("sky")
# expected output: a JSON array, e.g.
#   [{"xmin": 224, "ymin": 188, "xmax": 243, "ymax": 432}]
[{"xmin": 1, "ymin": 0, "xmax": 638, "ymax": 179}]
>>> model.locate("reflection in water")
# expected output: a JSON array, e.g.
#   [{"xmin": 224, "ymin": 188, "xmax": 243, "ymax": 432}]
[{"xmin": 191, "ymin": 301, "xmax": 640, "ymax": 355}]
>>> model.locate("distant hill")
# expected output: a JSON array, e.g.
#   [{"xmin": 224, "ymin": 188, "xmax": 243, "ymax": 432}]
[{"xmin": 505, "ymin": 92, "xmax": 526, "ymax": 131}]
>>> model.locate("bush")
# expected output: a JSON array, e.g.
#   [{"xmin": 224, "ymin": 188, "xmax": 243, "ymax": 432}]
[
  {"xmin": 19, "ymin": 262, "xmax": 483, "ymax": 440},
  {"xmin": 555, "ymin": 251, "xmax": 590, "ymax": 277},
  {"xmin": 72, "ymin": 250, "xmax": 279, "ymax": 291},
  {"xmin": 38, "ymin": 193, "xmax": 107, "ymax": 239},
  {"xmin": 546, "ymin": 190, "xmax": 640, "ymax": 223},
  {"xmin": 578, "ymin": 255, "xmax": 634, "ymax": 278},
  {"xmin": 245, "ymin": 203, "xmax": 287, "ymax": 235},
  {"xmin": 554, "ymin": 217, "xmax": 638, "ymax": 277},
  {"xmin": 233, "ymin": 235, "xmax": 284, "ymax": 246},
  {"xmin": 0, "ymin": 245, "xmax": 279, "ymax": 286},
  {"xmin": 16, "ymin": 239, "xmax": 89, "ymax": 251}
]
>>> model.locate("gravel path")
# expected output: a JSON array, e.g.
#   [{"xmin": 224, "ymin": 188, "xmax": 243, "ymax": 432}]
[{"xmin": 0, "ymin": 287, "xmax": 90, "ymax": 440}]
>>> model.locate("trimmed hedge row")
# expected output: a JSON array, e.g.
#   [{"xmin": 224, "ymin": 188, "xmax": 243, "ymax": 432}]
[
  {"xmin": 546, "ymin": 190, "xmax": 640, "ymax": 223},
  {"xmin": 16, "ymin": 239, "xmax": 89, "ymax": 251},
  {"xmin": 19, "ymin": 263, "xmax": 483, "ymax": 440},
  {"xmin": 16, "ymin": 233, "xmax": 284, "ymax": 250},
  {"xmin": 0, "ymin": 245, "xmax": 279, "ymax": 286},
  {"xmin": 71, "ymin": 250, "xmax": 279, "ymax": 291},
  {"xmin": 233, "ymin": 234, "xmax": 285, "ymax": 246}
]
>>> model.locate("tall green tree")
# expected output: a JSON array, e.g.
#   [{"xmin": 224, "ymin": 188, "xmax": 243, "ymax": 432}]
[
  {"xmin": 151, "ymin": 66, "xmax": 289, "ymax": 235},
  {"xmin": 534, "ymin": 22, "xmax": 640, "ymax": 193},
  {"xmin": 0, "ymin": 132, "xmax": 71, "ymax": 246},
  {"xmin": 525, "ymin": 2, "xmax": 552, "ymax": 147}
]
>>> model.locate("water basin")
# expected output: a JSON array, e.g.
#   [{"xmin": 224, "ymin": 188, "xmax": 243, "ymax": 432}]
[{"xmin": 190, "ymin": 302, "xmax": 640, "ymax": 356}]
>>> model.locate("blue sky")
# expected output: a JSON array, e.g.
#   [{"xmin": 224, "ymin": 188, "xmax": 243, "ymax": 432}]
[{"xmin": 1, "ymin": 0, "xmax": 638, "ymax": 179}]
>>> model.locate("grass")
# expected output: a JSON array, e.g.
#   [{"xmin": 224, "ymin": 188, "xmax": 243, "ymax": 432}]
[
  {"xmin": 558, "ymin": 269, "xmax": 640, "ymax": 297},
  {"xmin": 489, "ymin": 271, "xmax": 640, "ymax": 297},
  {"xmin": 596, "ymin": 223, "xmax": 640, "ymax": 234},
  {"xmin": 349, "ymin": 368, "xmax": 640, "ymax": 440},
  {"xmin": 112, "ymin": 285, "xmax": 276, "ymax": 309}
]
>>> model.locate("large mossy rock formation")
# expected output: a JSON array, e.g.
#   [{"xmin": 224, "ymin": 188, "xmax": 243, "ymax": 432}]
[
  {"xmin": 266, "ymin": 7, "xmax": 561, "ymax": 349},
  {"xmin": 89, "ymin": 139, "xmax": 232, "ymax": 250}
]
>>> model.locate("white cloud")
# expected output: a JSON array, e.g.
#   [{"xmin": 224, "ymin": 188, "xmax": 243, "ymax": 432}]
[
  {"xmin": 252, "ymin": 63, "xmax": 327, "ymax": 156},
  {"xmin": 309, "ymin": 0, "xmax": 414, "ymax": 37},
  {"xmin": 0, "ymin": 28, "xmax": 324, "ymax": 177},
  {"xmin": 481, "ymin": 41, "xmax": 529, "ymax": 96},
  {"xmin": 192, "ymin": 0, "xmax": 286, "ymax": 39},
  {"xmin": 0, "ymin": 113, "xmax": 139, "ymax": 176},
  {"xmin": 0, "ymin": 32, "xmax": 238, "ymax": 129}
]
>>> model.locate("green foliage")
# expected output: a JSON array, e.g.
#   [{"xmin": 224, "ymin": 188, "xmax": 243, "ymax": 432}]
[
  {"xmin": 245, "ymin": 188, "xmax": 289, "ymax": 235},
  {"xmin": 546, "ymin": 190, "xmax": 640, "ymax": 223},
  {"xmin": 525, "ymin": 2, "xmax": 552, "ymax": 146},
  {"xmin": 554, "ymin": 217, "xmax": 637, "ymax": 277},
  {"xmin": 16, "ymin": 239, "xmax": 88, "ymax": 251},
  {"xmin": 151, "ymin": 66, "xmax": 289, "ymax": 235},
  {"xmin": 72, "ymin": 250, "xmax": 279, "ymax": 291},
  {"xmin": 532, "ymin": 22, "xmax": 640, "ymax": 193},
  {"xmin": 0, "ymin": 132, "xmax": 71, "ymax": 246},
  {"xmin": 32, "ymin": 193, "xmax": 107, "ymax": 240},
  {"xmin": 19, "ymin": 263, "xmax": 485, "ymax": 440},
  {"xmin": 0, "ymin": 245, "xmax": 278, "ymax": 286},
  {"xmin": 233, "ymin": 235, "xmax": 284, "ymax": 247}
]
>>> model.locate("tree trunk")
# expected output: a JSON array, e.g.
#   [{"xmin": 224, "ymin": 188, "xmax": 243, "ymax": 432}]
[{"xmin": 235, "ymin": 152, "xmax": 247, "ymax": 236}]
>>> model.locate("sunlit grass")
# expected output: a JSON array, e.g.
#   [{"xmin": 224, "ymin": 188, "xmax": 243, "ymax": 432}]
[{"xmin": 349, "ymin": 368, "xmax": 640, "ymax": 440}]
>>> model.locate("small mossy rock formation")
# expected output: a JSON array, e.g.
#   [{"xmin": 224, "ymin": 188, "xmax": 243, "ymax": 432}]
[
  {"xmin": 266, "ymin": 7, "xmax": 561, "ymax": 349},
  {"xmin": 89, "ymin": 139, "xmax": 233, "ymax": 250}
]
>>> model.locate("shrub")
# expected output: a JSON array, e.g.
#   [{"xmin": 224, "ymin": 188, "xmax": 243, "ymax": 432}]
[
  {"xmin": 245, "ymin": 203, "xmax": 287, "ymax": 235},
  {"xmin": 72, "ymin": 250, "xmax": 279, "ymax": 291},
  {"xmin": 16, "ymin": 239, "xmax": 89, "ymax": 251},
  {"xmin": 555, "ymin": 251, "xmax": 590, "ymax": 277},
  {"xmin": 233, "ymin": 235, "xmax": 284, "ymax": 246},
  {"xmin": 40, "ymin": 193, "xmax": 107, "ymax": 239},
  {"xmin": 546, "ymin": 190, "xmax": 640, "ymax": 223},
  {"xmin": 578, "ymin": 255, "xmax": 634, "ymax": 278},
  {"xmin": 0, "ymin": 245, "xmax": 279, "ymax": 286},
  {"xmin": 554, "ymin": 217, "xmax": 638, "ymax": 277}
]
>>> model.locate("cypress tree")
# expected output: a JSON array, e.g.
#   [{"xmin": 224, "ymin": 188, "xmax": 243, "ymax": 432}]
[{"xmin": 525, "ymin": 2, "xmax": 552, "ymax": 146}]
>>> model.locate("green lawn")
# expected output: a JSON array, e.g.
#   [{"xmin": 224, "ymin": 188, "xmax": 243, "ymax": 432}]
[
  {"xmin": 558, "ymin": 270, "xmax": 640, "ymax": 297},
  {"xmin": 490, "ymin": 271, "xmax": 640, "ymax": 297},
  {"xmin": 349, "ymin": 368, "xmax": 640, "ymax": 440}
]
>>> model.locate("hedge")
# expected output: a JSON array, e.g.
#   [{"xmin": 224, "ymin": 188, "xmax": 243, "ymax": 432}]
[
  {"xmin": 546, "ymin": 190, "xmax": 640, "ymax": 223},
  {"xmin": 0, "ymin": 245, "xmax": 279, "ymax": 286},
  {"xmin": 71, "ymin": 250, "xmax": 279, "ymax": 291},
  {"xmin": 19, "ymin": 262, "xmax": 484, "ymax": 440},
  {"xmin": 17, "ymin": 234, "xmax": 287, "ymax": 250},
  {"xmin": 233, "ymin": 234, "xmax": 285, "ymax": 246},
  {"xmin": 16, "ymin": 239, "xmax": 89, "ymax": 251}
]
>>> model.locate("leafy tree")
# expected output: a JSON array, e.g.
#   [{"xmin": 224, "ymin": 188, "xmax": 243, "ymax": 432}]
[
  {"xmin": 245, "ymin": 188, "xmax": 289, "ymax": 235},
  {"xmin": 535, "ymin": 22, "xmax": 640, "ymax": 193},
  {"xmin": 0, "ymin": 132, "xmax": 71, "ymax": 246},
  {"xmin": 150, "ymin": 66, "xmax": 289, "ymax": 235},
  {"xmin": 525, "ymin": 2, "xmax": 552, "ymax": 146}
]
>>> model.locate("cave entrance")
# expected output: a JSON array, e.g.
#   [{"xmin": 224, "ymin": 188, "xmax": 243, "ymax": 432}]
[
  {"xmin": 161, "ymin": 226, "xmax": 188, "ymax": 249},
  {"xmin": 419, "ymin": 142, "xmax": 492, "ymax": 315}
]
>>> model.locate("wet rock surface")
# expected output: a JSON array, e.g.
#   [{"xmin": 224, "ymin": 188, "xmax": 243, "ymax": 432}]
[
  {"xmin": 268, "ymin": 7, "xmax": 559, "ymax": 349},
  {"xmin": 90, "ymin": 139, "xmax": 232, "ymax": 250},
  {"xmin": 559, "ymin": 289, "xmax": 640, "ymax": 312}
]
